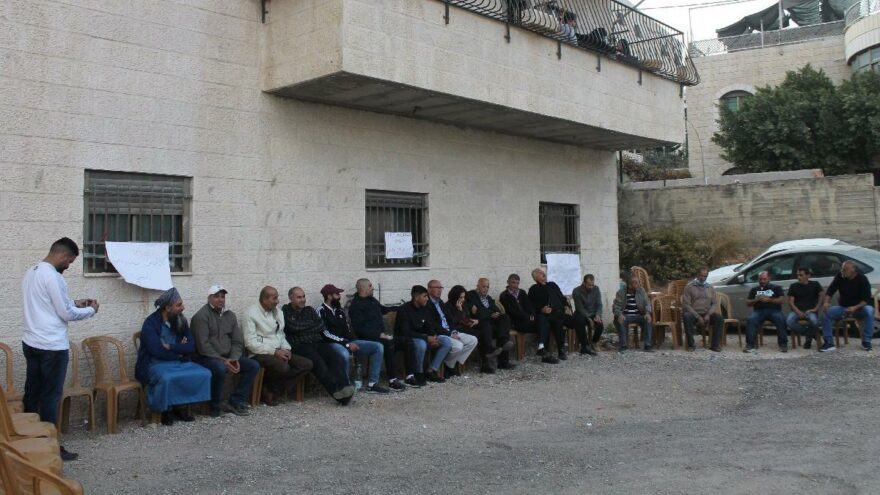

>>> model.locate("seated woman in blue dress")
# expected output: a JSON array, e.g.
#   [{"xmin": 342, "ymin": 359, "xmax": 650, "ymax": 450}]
[{"xmin": 135, "ymin": 288, "xmax": 211, "ymax": 426}]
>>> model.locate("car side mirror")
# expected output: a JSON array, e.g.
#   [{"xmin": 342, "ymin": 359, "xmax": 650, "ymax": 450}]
[{"xmin": 734, "ymin": 274, "xmax": 745, "ymax": 284}]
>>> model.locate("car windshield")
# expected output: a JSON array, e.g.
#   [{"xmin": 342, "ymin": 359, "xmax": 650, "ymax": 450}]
[{"xmin": 849, "ymin": 247, "xmax": 880, "ymax": 274}]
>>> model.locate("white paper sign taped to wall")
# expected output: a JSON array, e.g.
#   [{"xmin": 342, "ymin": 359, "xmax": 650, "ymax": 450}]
[
  {"xmin": 546, "ymin": 253, "xmax": 582, "ymax": 296},
  {"xmin": 384, "ymin": 232, "xmax": 414, "ymax": 259},
  {"xmin": 105, "ymin": 242, "xmax": 174, "ymax": 291}
]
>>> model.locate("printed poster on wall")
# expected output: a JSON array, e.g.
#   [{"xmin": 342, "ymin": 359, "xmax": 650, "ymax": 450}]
[
  {"xmin": 546, "ymin": 253, "xmax": 582, "ymax": 296},
  {"xmin": 105, "ymin": 242, "xmax": 174, "ymax": 291},
  {"xmin": 384, "ymin": 232, "xmax": 414, "ymax": 259}
]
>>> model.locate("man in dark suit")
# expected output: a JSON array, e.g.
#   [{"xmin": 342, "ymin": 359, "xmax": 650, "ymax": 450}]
[
  {"xmin": 500, "ymin": 274, "xmax": 557, "ymax": 364},
  {"xmin": 529, "ymin": 268, "xmax": 596, "ymax": 359},
  {"xmin": 466, "ymin": 278, "xmax": 515, "ymax": 373}
]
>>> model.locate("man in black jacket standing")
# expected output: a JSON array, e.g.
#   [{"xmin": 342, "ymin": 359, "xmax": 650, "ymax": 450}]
[
  {"xmin": 466, "ymin": 278, "xmax": 515, "ymax": 373},
  {"xmin": 500, "ymin": 274, "xmax": 557, "ymax": 364},
  {"xmin": 528, "ymin": 268, "xmax": 596, "ymax": 359},
  {"xmin": 348, "ymin": 278, "xmax": 407, "ymax": 390}
]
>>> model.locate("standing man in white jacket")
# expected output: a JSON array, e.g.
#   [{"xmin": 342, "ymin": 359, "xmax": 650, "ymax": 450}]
[{"xmin": 22, "ymin": 238, "xmax": 99, "ymax": 461}]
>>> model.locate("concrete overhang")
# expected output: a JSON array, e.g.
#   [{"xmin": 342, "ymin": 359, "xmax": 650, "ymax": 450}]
[{"xmin": 261, "ymin": 0, "xmax": 687, "ymax": 149}]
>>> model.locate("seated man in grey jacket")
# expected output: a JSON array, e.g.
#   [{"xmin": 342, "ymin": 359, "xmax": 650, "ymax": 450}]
[
  {"xmin": 612, "ymin": 276, "xmax": 653, "ymax": 352},
  {"xmin": 682, "ymin": 267, "xmax": 723, "ymax": 352}
]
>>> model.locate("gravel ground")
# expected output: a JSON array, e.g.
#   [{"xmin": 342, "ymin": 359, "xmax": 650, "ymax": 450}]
[{"xmin": 61, "ymin": 340, "xmax": 880, "ymax": 494}]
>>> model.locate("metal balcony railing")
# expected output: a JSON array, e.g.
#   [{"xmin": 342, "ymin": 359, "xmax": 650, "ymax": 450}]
[
  {"xmin": 846, "ymin": 0, "xmax": 880, "ymax": 28},
  {"xmin": 688, "ymin": 21, "xmax": 845, "ymax": 57},
  {"xmin": 442, "ymin": 0, "xmax": 700, "ymax": 85}
]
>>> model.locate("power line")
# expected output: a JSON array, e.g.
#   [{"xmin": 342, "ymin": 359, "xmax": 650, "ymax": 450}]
[{"xmin": 640, "ymin": 0, "xmax": 765, "ymax": 10}]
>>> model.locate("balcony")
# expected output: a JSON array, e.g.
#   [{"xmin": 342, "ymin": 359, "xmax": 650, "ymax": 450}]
[
  {"xmin": 845, "ymin": 0, "xmax": 880, "ymax": 64},
  {"xmin": 261, "ymin": 0, "xmax": 698, "ymax": 149}
]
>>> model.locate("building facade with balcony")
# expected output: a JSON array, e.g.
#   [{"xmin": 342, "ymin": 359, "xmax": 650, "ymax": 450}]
[{"xmin": 0, "ymin": 0, "xmax": 693, "ymax": 350}]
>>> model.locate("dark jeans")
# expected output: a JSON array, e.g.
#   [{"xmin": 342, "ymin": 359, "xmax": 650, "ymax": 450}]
[
  {"xmin": 586, "ymin": 316, "xmax": 604, "ymax": 343},
  {"xmin": 510, "ymin": 318, "xmax": 550, "ymax": 347},
  {"xmin": 538, "ymin": 311, "xmax": 589, "ymax": 351},
  {"xmin": 683, "ymin": 312, "xmax": 724, "ymax": 348},
  {"xmin": 292, "ymin": 343, "xmax": 351, "ymax": 395},
  {"xmin": 473, "ymin": 314, "xmax": 511, "ymax": 366},
  {"xmin": 196, "ymin": 356, "xmax": 260, "ymax": 409},
  {"xmin": 252, "ymin": 353, "xmax": 312, "ymax": 395},
  {"xmin": 616, "ymin": 314, "xmax": 652, "ymax": 350},
  {"xmin": 22, "ymin": 342, "xmax": 69, "ymax": 425},
  {"xmin": 746, "ymin": 308, "xmax": 787, "ymax": 348}
]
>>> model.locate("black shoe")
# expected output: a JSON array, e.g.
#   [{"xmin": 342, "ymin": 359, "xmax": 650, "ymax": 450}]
[
  {"xmin": 497, "ymin": 362, "xmax": 517, "ymax": 370},
  {"xmin": 425, "ymin": 370, "xmax": 446, "ymax": 383},
  {"xmin": 580, "ymin": 346, "xmax": 597, "ymax": 356},
  {"xmin": 643, "ymin": 347, "xmax": 653, "ymax": 353},
  {"xmin": 444, "ymin": 367, "xmax": 461, "ymax": 377},
  {"xmin": 389, "ymin": 379, "xmax": 406, "ymax": 391},
  {"xmin": 332, "ymin": 385, "xmax": 356, "ymax": 400},
  {"xmin": 743, "ymin": 347, "xmax": 756, "ymax": 354},
  {"xmin": 480, "ymin": 365, "xmax": 496, "ymax": 374},
  {"xmin": 618, "ymin": 346, "xmax": 628, "ymax": 353},
  {"xmin": 710, "ymin": 346, "xmax": 721, "ymax": 352},
  {"xmin": 365, "ymin": 383, "xmax": 390, "ymax": 394},
  {"xmin": 536, "ymin": 347, "xmax": 547, "ymax": 357},
  {"xmin": 223, "ymin": 402, "xmax": 251, "ymax": 417},
  {"xmin": 501, "ymin": 341, "xmax": 515, "ymax": 352},
  {"xmin": 687, "ymin": 346, "xmax": 695, "ymax": 352},
  {"xmin": 558, "ymin": 350, "xmax": 568, "ymax": 361},
  {"xmin": 819, "ymin": 342, "xmax": 836, "ymax": 352},
  {"xmin": 862, "ymin": 342, "xmax": 873, "ymax": 351},
  {"xmin": 338, "ymin": 395, "xmax": 353, "ymax": 406},
  {"xmin": 209, "ymin": 407, "xmax": 224, "ymax": 418},
  {"xmin": 779, "ymin": 343, "xmax": 788, "ymax": 353},
  {"xmin": 541, "ymin": 354, "xmax": 559, "ymax": 364},
  {"xmin": 404, "ymin": 376, "xmax": 423, "ymax": 388},
  {"xmin": 160, "ymin": 411, "xmax": 174, "ymax": 426},
  {"xmin": 172, "ymin": 408, "xmax": 195, "ymax": 422},
  {"xmin": 60, "ymin": 446, "xmax": 79, "ymax": 461},
  {"xmin": 803, "ymin": 338, "xmax": 812, "ymax": 350}
]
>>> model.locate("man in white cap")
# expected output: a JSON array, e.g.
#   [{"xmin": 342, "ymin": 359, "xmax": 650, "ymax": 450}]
[{"xmin": 191, "ymin": 285, "xmax": 260, "ymax": 417}]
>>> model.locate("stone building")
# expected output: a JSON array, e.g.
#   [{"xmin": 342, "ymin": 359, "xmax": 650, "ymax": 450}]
[{"xmin": 0, "ymin": 0, "xmax": 694, "ymax": 365}]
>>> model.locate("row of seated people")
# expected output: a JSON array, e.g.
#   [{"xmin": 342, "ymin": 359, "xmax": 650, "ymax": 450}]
[{"xmin": 135, "ymin": 268, "xmax": 606, "ymax": 425}]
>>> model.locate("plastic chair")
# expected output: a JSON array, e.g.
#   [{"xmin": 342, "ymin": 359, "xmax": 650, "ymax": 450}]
[
  {"xmin": 0, "ymin": 385, "xmax": 57, "ymax": 441},
  {"xmin": 0, "ymin": 441, "xmax": 63, "ymax": 490},
  {"xmin": 0, "ymin": 389, "xmax": 60, "ymax": 472},
  {"xmin": 652, "ymin": 295, "xmax": 678, "ymax": 349},
  {"xmin": 81, "ymin": 336, "xmax": 144, "ymax": 434},
  {"xmin": 0, "ymin": 443, "xmax": 82, "ymax": 494},
  {"xmin": 0, "ymin": 343, "xmax": 23, "ymax": 405},
  {"xmin": 666, "ymin": 279, "xmax": 689, "ymax": 301},
  {"xmin": 630, "ymin": 266, "xmax": 654, "ymax": 295},
  {"xmin": 57, "ymin": 342, "xmax": 95, "ymax": 434}
]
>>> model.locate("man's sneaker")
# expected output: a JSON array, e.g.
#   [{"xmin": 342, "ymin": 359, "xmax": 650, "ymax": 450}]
[
  {"xmin": 618, "ymin": 346, "xmax": 628, "ymax": 354},
  {"xmin": 425, "ymin": 370, "xmax": 446, "ymax": 383},
  {"xmin": 580, "ymin": 346, "xmax": 597, "ymax": 356},
  {"xmin": 445, "ymin": 366, "xmax": 461, "ymax": 377},
  {"xmin": 687, "ymin": 346, "xmax": 696, "ymax": 352},
  {"xmin": 710, "ymin": 346, "xmax": 721, "ymax": 352},
  {"xmin": 862, "ymin": 343, "xmax": 873, "ymax": 351},
  {"xmin": 404, "ymin": 375, "xmax": 423, "ymax": 387},
  {"xmin": 803, "ymin": 338, "xmax": 812, "ymax": 350},
  {"xmin": 339, "ymin": 395, "xmax": 353, "ymax": 406},
  {"xmin": 365, "ymin": 383, "xmax": 390, "ymax": 394},
  {"xmin": 388, "ymin": 379, "xmax": 406, "ymax": 391},
  {"xmin": 536, "ymin": 346, "xmax": 547, "ymax": 357},
  {"xmin": 210, "ymin": 407, "xmax": 224, "ymax": 418},
  {"xmin": 224, "ymin": 402, "xmax": 251, "ymax": 416},
  {"xmin": 416, "ymin": 374, "xmax": 427, "ymax": 386},
  {"xmin": 643, "ymin": 347, "xmax": 653, "ymax": 353},
  {"xmin": 60, "ymin": 446, "xmax": 79, "ymax": 461},
  {"xmin": 501, "ymin": 341, "xmax": 515, "ymax": 352},
  {"xmin": 497, "ymin": 362, "xmax": 517, "ymax": 370},
  {"xmin": 558, "ymin": 350, "xmax": 568, "ymax": 361},
  {"xmin": 779, "ymin": 343, "xmax": 788, "ymax": 353},
  {"xmin": 819, "ymin": 342, "xmax": 836, "ymax": 353},
  {"xmin": 541, "ymin": 354, "xmax": 559, "ymax": 364},
  {"xmin": 332, "ymin": 385, "xmax": 355, "ymax": 400},
  {"xmin": 743, "ymin": 347, "xmax": 757, "ymax": 354}
]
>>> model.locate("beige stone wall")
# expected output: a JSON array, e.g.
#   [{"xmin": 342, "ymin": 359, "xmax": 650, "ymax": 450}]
[
  {"xmin": 619, "ymin": 174, "xmax": 880, "ymax": 251},
  {"xmin": 263, "ymin": 0, "xmax": 686, "ymax": 144},
  {"xmin": 686, "ymin": 36, "xmax": 850, "ymax": 178},
  {"xmin": 0, "ymin": 0, "xmax": 621, "ymax": 394},
  {"xmin": 845, "ymin": 12, "xmax": 880, "ymax": 61}
]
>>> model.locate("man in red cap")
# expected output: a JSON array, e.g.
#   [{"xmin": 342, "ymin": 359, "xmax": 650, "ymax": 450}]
[{"xmin": 318, "ymin": 284, "xmax": 390, "ymax": 394}]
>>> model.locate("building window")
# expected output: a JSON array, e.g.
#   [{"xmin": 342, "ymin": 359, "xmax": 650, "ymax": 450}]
[
  {"xmin": 539, "ymin": 202, "xmax": 579, "ymax": 263},
  {"xmin": 720, "ymin": 90, "xmax": 752, "ymax": 113},
  {"xmin": 365, "ymin": 190, "xmax": 428, "ymax": 268},
  {"xmin": 853, "ymin": 47, "xmax": 880, "ymax": 72},
  {"xmin": 83, "ymin": 171, "xmax": 192, "ymax": 273}
]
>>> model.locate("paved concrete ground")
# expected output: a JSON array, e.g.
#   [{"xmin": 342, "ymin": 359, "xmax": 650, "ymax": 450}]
[{"xmin": 62, "ymin": 342, "xmax": 879, "ymax": 494}]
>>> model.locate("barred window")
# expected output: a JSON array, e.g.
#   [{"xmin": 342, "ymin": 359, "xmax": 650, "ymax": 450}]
[
  {"xmin": 720, "ymin": 90, "xmax": 751, "ymax": 113},
  {"xmin": 365, "ymin": 190, "xmax": 428, "ymax": 268},
  {"xmin": 83, "ymin": 171, "xmax": 192, "ymax": 273},
  {"xmin": 539, "ymin": 202, "xmax": 579, "ymax": 263}
]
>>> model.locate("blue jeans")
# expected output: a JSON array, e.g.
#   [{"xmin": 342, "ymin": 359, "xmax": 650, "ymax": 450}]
[
  {"xmin": 22, "ymin": 342, "xmax": 69, "ymax": 424},
  {"xmin": 196, "ymin": 356, "xmax": 260, "ymax": 409},
  {"xmin": 411, "ymin": 338, "xmax": 427, "ymax": 374},
  {"xmin": 429, "ymin": 335, "xmax": 453, "ymax": 372},
  {"xmin": 822, "ymin": 305, "xmax": 875, "ymax": 345},
  {"xmin": 786, "ymin": 311, "xmax": 818, "ymax": 338},
  {"xmin": 746, "ymin": 309, "xmax": 787, "ymax": 348},
  {"xmin": 615, "ymin": 314, "xmax": 652, "ymax": 349},
  {"xmin": 333, "ymin": 340, "xmax": 384, "ymax": 385}
]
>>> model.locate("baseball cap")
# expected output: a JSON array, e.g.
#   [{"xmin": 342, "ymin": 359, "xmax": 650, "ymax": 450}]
[
  {"xmin": 320, "ymin": 284, "xmax": 344, "ymax": 297},
  {"xmin": 208, "ymin": 284, "xmax": 228, "ymax": 296}
]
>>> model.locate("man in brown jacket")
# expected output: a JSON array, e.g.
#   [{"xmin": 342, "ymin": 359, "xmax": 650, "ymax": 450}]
[{"xmin": 682, "ymin": 267, "xmax": 723, "ymax": 352}]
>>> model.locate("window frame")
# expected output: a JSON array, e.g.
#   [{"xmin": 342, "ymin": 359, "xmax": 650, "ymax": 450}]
[
  {"xmin": 83, "ymin": 170, "xmax": 192, "ymax": 274},
  {"xmin": 539, "ymin": 202, "xmax": 580, "ymax": 264},
  {"xmin": 364, "ymin": 189, "xmax": 429, "ymax": 269},
  {"xmin": 720, "ymin": 90, "xmax": 752, "ymax": 113}
]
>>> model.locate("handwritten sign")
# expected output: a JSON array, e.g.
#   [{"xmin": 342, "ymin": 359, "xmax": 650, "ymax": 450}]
[
  {"xmin": 546, "ymin": 253, "xmax": 582, "ymax": 296},
  {"xmin": 105, "ymin": 242, "xmax": 173, "ymax": 291},
  {"xmin": 384, "ymin": 232, "xmax": 414, "ymax": 259}
]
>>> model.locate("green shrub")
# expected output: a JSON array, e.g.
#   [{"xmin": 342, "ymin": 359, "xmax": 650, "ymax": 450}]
[{"xmin": 619, "ymin": 222, "xmax": 711, "ymax": 283}]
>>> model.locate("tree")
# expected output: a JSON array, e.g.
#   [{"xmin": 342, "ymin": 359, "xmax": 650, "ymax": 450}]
[{"xmin": 711, "ymin": 65, "xmax": 880, "ymax": 175}]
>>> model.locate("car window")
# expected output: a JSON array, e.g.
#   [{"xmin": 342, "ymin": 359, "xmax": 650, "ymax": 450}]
[
  {"xmin": 796, "ymin": 252, "xmax": 841, "ymax": 278},
  {"xmin": 744, "ymin": 254, "xmax": 797, "ymax": 283},
  {"xmin": 845, "ymin": 248, "xmax": 878, "ymax": 274}
]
